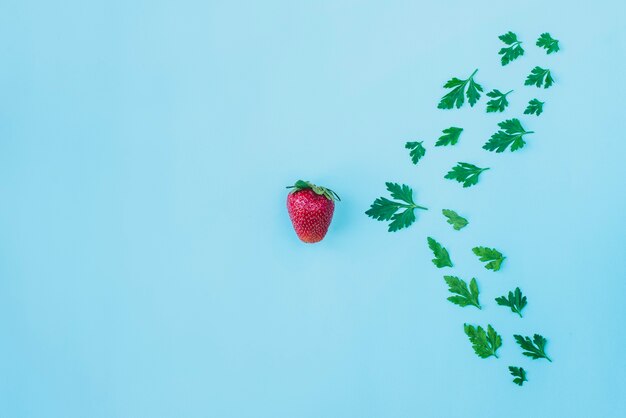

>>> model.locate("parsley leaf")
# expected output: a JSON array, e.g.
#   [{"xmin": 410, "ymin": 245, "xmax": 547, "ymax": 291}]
[
  {"xmin": 498, "ymin": 31, "xmax": 524, "ymax": 65},
  {"xmin": 536, "ymin": 32, "xmax": 560, "ymax": 54},
  {"xmin": 444, "ymin": 162, "xmax": 489, "ymax": 188},
  {"xmin": 435, "ymin": 127, "xmax": 463, "ymax": 147},
  {"xmin": 464, "ymin": 324, "xmax": 502, "ymax": 359},
  {"xmin": 495, "ymin": 287, "xmax": 527, "ymax": 317},
  {"xmin": 509, "ymin": 366, "xmax": 527, "ymax": 386},
  {"xmin": 472, "ymin": 246, "xmax": 505, "ymax": 271},
  {"xmin": 486, "ymin": 89, "xmax": 513, "ymax": 113},
  {"xmin": 524, "ymin": 99, "xmax": 544, "ymax": 116},
  {"xmin": 483, "ymin": 118, "xmax": 534, "ymax": 153},
  {"xmin": 514, "ymin": 334, "xmax": 552, "ymax": 362},
  {"xmin": 525, "ymin": 66, "xmax": 554, "ymax": 88},
  {"xmin": 365, "ymin": 183, "xmax": 428, "ymax": 232},
  {"xmin": 437, "ymin": 69, "xmax": 483, "ymax": 109},
  {"xmin": 444, "ymin": 276, "xmax": 480, "ymax": 309},
  {"xmin": 442, "ymin": 209, "xmax": 468, "ymax": 231},
  {"xmin": 427, "ymin": 237, "xmax": 453, "ymax": 268},
  {"xmin": 405, "ymin": 141, "xmax": 426, "ymax": 165}
]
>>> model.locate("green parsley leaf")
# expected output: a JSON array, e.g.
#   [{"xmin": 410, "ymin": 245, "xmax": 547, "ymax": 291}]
[
  {"xmin": 405, "ymin": 141, "xmax": 426, "ymax": 165},
  {"xmin": 524, "ymin": 99, "xmax": 544, "ymax": 116},
  {"xmin": 444, "ymin": 162, "xmax": 489, "ymax": 188},
  {"xmin": 365, "ymin": 183, "xmax": 428, "ymax": 232},
  {"xmin": 472, "ymin": 246, "xmax": 506, "ymax": 271},
  {"xmin": 464, "ymin": 324, "xmax": 502, "ymax": 359},
  {"xmin": 442, "ymin": 209, "xmax": 468, "ymax": 231},
  {"xmin": 525, "ymin": 66, "xmax": 554, "ymax": 88},
  {"xmin": 435, "ymin": 127, "xmax": 463, "ymax": 147},
  {"xmin": 514, "ymin": 334, "xmax": 552, "ymax": 362},
  {"xmin": 444, "ymin": 276, "xmax": 480, "ymax": 309},
  {"xmin": 536, "ymin": 32, "xmax": 560, "ymax": 54},
  {"xmin": 495, "ymin": 287, "xmax": 527, "ymax": 317},
  {"xmin": 427, "ymin": 237, "xmax": 453, "ymax": 268},
  {"xmin": 437, "ymin": 69, "xmax": 483, "ymax": 109},
  {"xmin": 486, "ymin": 89, "xmax": 513, "ymax": 113},
  {"xmin": 509, "ymin": 366, "xmax": 527, "ymax": 386},
  {"xmin": 483, "ymin": 118, "xmax": 534, "ymax": 153},
  {"xmin": 498, "ymin": 32, "xmax": 524, "ymax": 66}
]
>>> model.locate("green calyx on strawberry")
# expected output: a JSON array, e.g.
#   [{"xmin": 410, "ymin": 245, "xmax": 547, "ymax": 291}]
[
  {"xmin": 286, "ymin": 180, "xmax": 341, "ymax": 202},
  {"xmin": 286, "ymin": 180, "xmax": 340, "ymax": 243}
]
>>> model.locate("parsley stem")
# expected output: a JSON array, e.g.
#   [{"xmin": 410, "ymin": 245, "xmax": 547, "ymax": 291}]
[
  {"xmin": 470, "ymin": 68, "xmax": 478, "ymax": 78},
  {"xmin": 396, "ymin": 203, "xmax": 427, "ymax": 210},
  {"xmin": 504, "ymin": 90, "xmax": 514, "ymax": 95}
]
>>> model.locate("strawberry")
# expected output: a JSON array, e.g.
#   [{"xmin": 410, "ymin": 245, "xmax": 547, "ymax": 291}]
[{"xmin": 286, "ymin": 180, "xmax": 340, "ymax": 243}]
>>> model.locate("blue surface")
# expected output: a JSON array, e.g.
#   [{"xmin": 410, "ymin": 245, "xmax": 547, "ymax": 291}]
[{"xmin": 1, "ymin": 1, "xmax": 626, "ymax": 417}]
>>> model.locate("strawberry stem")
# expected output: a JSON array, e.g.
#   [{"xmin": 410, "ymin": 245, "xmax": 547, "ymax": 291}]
[{"xmin": 286, "ymin": 180, "xmax": 341, "ymax": 201}]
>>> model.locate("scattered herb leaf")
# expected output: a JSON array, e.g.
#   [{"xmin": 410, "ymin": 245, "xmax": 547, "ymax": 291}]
[
  {"xmin": 405, "ymin": 141, "xmax": 426, "ymax": 165},
  {"xmin": 445, "ymin": 162, "xmax": 489, "ymax": 188},
  {"xmin": 472, "ymin": 246, "xmax": 506, "ymax": 271},
  {"xmin": 486, "ymin": 89, "xmax": 513, "ymax": 113},
  {"xmin": 427, "ymin": 237, "xmax": 453, "ymax": 268},
  {"xmin": 444, "ymin": 276, "xmax": 481, "ymax": 309},
  {"xmin": 525, "ymin": 66, "xmax": 554, "ymax": 88},
  {"xmin": 498, "ymin": 32, "xmax": 524, "ymax": 65},
  {"xmin": 509, "ymin": 366, "xmax": 527, "ymax": 386},
  {"xmin": 483, "ymin": 118, "xmax": 534, "ymax": 153},
  {"xmin": 435, "ymin": 127, "xmax": 463, "ymax": 147},
  {"xmin": 514, "ymin": 334, "xmax": 552, "ymax": 362},
  {"xmin": 536, "ymin": 33, "xmax": 560, "ymax": 54},
  {"xmin": 365, "ymin": 183, "xmax": 428, "ymax": 232},
  {"xmin": 524, "ymin": 99, "xmax": 544, "ymax": 116},
  {"xmin": 495, "ymin": 287, "xmax": 527, "ymax": 317},
  {"xmin": 464, "ymin": 324, "xmax": 502, "ymax": 359},
  {"xmin": 437, "ymin": 69, "xmax": 483, "ymax": 109},
  {"xmin": 442, "ymin": 209, "xmax": 468, "ymax": 231}
]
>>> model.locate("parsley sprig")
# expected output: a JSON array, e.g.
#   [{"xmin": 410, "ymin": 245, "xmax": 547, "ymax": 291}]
[
  {"xmin": 435, "ymin": 127, "xmax": 463, "ymax": 147},
  {"xmin": 486, "ymin": 89, "xmax": 513, "ymax": 113},
  {"xmin": 437, "ymin": 69, "xmax": 483, "ymax": 109},
  {"xmin": 445, "ymin": 162, "xmax": 489, "ymax": 188},
  {"xmin": 509, "ymin": 366, "xmax": 527, "ymax": 386},
  {"xmin": 483, "ymin": 118, "xmax": 534, "ymax": 153},
  {"xmin": 405, "ymin": 141, "xmax": 426, "ymax": 164},
  {"xmin": 498, "ymin": 32, "xmax": 524, "ymax": 65},
  {"xmin": 525, "ymin": 66, "xmax": 554, "ymax": 88},
  {"xmin": 442, "ymin": 209, "xmax": 468, "ymax": 231},
  {"xmin": 444, "ymin": 276, "xmax": 480, "ymax": 309},
  {"xmin": 536, "ymin": 33, "xmax": 560, "ymax": 54},
  {"xmin": 514, "ymin": 334, "xmax": 552, "ymax": 362},
  {"xmin": 524, "ymin": 99, "xmax": 544, "ymax": 116},
  {"xmin": 472, "ymin": 246, "xmax": 505, "ymax": 271},
  {"xmin": 464, "ymin": 324, "xmax": 502, "ymax": 359},
  {"xmin": 427, "ymin": 237, "xmax": 453, "ymax": 268},
  {"xmin": 495, "ymin": 287, "xmax": 527, "ymax": 317},
  {"xmin": 366, "ymin": 183, "xmax": 428, "ymax": 232}
]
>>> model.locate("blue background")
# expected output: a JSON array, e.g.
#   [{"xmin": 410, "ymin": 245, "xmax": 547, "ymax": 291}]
[{"xmin": 2, "ymin": 1, "xmax": 625, "ymax": 417}]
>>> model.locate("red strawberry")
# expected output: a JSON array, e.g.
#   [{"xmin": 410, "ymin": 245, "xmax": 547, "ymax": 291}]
[{"xmin": 286, "ymin": 180, "xmax": 340, "ymax": 243}]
